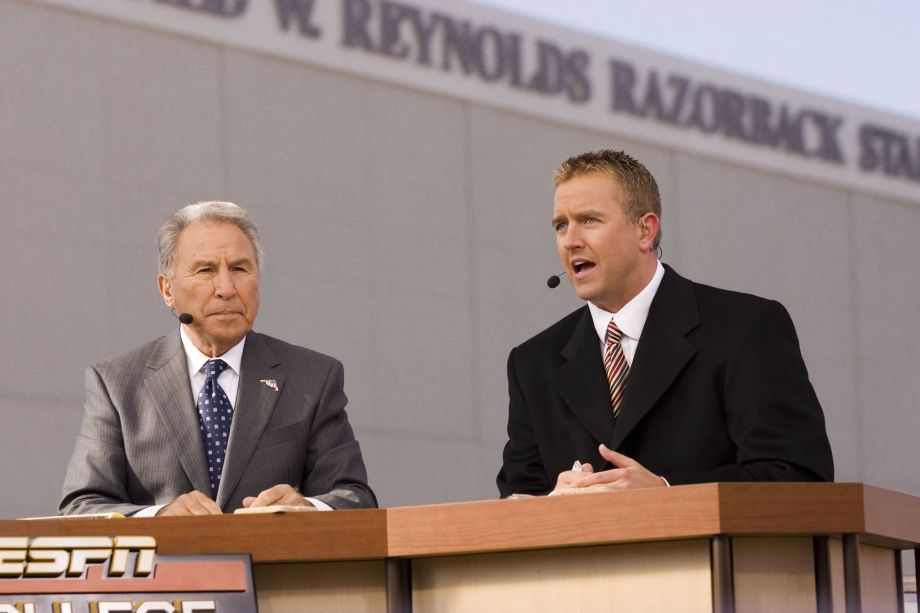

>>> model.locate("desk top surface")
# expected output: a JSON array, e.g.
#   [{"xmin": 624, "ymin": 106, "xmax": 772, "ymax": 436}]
[{"xmin": 3, "ymin": 483, "xmax": 917, "ymax": 562}]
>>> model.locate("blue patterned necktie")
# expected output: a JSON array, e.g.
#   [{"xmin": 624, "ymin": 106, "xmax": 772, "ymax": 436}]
[{"xmin": 196, "ymin": 359, "xmax": 234, "ymax": 495}]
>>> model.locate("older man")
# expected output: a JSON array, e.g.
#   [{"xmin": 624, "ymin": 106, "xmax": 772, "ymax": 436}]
[
  {"xmin": 497, "ymin": 149, "xmax": 833, "ymax": 497},
  {"xmin": 61, "ymin": 201, "xmax": 375, "ymax": 516}
]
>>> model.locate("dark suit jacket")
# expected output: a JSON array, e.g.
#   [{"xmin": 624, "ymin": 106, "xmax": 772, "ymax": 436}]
[
  {"xmin": 60, "ymin": 331, "xmax": 376, "ymax": 515},
  {"xmin": 497, "ymin": 265, "xmax": 833, "ymax": 496}
]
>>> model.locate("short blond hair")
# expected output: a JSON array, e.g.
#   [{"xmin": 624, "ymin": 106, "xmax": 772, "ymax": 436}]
[{"xmin": 554, "ymin": 149, "xmax": 662, "ymax": 249}]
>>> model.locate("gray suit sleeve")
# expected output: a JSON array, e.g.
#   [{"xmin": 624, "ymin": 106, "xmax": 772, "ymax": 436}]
[
  {"xmin": 301, "ymin": 360, "xmax": 377, "ymax": 509},
  {"xmin": 59, "ymin": 366, "xmax": 147, "ymax": 516}
]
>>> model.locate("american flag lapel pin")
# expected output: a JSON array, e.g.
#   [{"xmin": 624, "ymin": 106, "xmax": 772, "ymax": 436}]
[{"xmin": 260, "ymin": 379, "xmax": 279, "ymax": 392}]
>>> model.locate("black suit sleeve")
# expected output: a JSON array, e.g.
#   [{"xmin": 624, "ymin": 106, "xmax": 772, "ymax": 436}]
[
  {"xmin": 497, "ymin": 347, "xmax": 553, "ymax": 497},
  {"xmin": 661, "ymin": 300, "xmax": 834, "ymax": 485}
]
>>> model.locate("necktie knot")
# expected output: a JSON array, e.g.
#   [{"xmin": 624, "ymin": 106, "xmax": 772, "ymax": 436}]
[
  {"xmin": 605, "ymin": 319, "xmax": 624, "ymax": 345},
  {"xmin": 204, "ymin": 359, "xmax": 229, "ymax": 382}
]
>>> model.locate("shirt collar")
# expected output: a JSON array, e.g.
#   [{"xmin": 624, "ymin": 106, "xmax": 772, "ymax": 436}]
[
  {"xmin": 179, "ymin": 325, "xmax": 246, "ymax": 378},
  {"xmin": 588, "ymin": 260, "xmax": 665, "ymax": 343}
]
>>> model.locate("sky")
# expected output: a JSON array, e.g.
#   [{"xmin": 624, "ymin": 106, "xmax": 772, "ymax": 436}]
[{"xmin": 474, "ymin": 0, "xmax": 920, "ymax": 122}]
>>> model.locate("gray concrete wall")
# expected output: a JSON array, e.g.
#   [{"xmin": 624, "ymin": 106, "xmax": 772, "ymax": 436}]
[{"xmin": 1, "ymin": 0, "xmax": 918, "ymax": 517}]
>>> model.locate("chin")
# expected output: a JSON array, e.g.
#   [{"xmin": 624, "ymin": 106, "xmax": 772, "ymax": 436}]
[
  {"xmin": 208, "ymin": 326, "xmax": 248, "ymax": 342},
  {"xmin": 572, "ymin": 284, "xmax": 595, "ymax": 302}
]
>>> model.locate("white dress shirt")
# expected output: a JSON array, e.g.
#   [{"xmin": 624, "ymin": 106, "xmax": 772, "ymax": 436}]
[
  {"xmin": 587, "ymin": 260, "xmax": 666, "ymax": 361},
  {"xmin": 181, "ymin": 325, "xmax": 245, "ymax": 410}
]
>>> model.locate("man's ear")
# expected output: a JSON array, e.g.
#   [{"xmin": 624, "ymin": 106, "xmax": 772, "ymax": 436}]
[
  {"xmin": 637, "ymin": 213, "xmax": 660, "ymax": 252},
  {"xmin": 157, "ymin": 274, "xmax": 174, "ymax": 308}
]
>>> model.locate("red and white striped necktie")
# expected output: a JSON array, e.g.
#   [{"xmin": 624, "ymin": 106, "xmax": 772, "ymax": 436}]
[{"xmin": 604, "ymin": 319, "xmax": 629, "ymax": 416}]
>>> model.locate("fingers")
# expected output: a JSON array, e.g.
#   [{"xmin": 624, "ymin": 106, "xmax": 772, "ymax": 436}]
[
  {"xmin": 158, "ymin": 491, "xmax": 222, "ymax": 516},
  {"xmin": 245, "ymin": 485, "xmax": 285, "ymax": 508},
  {"xmin": 244, "ymin": 484, "xmax": 308, "ymax": 508},
  {"xmin": 553, "ymin": 446, "xmax": 668, "ymax": 491},
  {"xmin": 594, "ymin": 445, "xmax": 668, "ymax": 489},
  {"xmin": 573, "ymin": 468, "xmax": 625, "ymax": 488},
  {"xmin": 598, "ymin": 444, "xmax": 636, "ymax": 467},
  {"xmin": 554, "ymin": 470, "xmax": 587, "ymax": 490}
]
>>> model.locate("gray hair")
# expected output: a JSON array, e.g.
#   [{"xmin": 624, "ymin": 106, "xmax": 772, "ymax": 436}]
[{"xmin": 157, "ymin": 201, "xmax": 263, "ymax": 277}]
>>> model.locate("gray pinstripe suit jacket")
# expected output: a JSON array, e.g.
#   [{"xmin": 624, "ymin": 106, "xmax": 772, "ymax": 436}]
[{"xmin": 59, "ymin": 330, "xmax": 376, "ymax": 515}]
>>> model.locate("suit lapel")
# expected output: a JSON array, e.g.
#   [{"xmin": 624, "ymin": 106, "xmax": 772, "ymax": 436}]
[
  {"xmin": 144, "ymin": 333, "xmax": 211, "ymax": 494},
  {"xmin": 609, "ymin": 266, "xmax": 700, "ymax": 451},
  {"xmin": 218, "ymin": 332, "xmax": 284, "ymax": 508},
  {"xmin": 556, "ymin": 308, "xmax": 617, "ymax": 444}
]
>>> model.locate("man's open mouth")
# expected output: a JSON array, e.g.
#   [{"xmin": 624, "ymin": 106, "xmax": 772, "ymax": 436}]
[{"xmin": 572, "ymin": 260, "xmax": 596, "ymax": 276}]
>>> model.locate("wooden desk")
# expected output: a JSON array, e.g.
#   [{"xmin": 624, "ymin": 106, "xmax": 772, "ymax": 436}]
[
  {"xmin": 2, "ymin": 484, "xmax": 918, "ymax": 612},
  {"xmin": 388, "ymin": 483, "xmax": 920, "ymax": 612}
]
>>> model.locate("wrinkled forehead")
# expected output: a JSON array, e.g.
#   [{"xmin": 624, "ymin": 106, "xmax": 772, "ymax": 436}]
[{"xmin": 175, "ymin": 220, "xmax": 257, "ymax": 262}]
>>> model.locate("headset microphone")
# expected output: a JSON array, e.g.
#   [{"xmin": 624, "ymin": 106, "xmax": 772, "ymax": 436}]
[
  {"xmin": 170, "ymin": 308, "xmax": 194, "ymax": 324},
  {"xmin": 546, "ymin": 271, "xmax": 567, "ymax": 289}
]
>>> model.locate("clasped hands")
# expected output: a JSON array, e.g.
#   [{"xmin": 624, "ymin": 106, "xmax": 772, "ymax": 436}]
[
  {"xmin": 157, "ymin": 483, "xmax": 310, "ymax": 516},
  {"xmin": 554, "ymin": 444, "xmax": 668, "ymax": 493}
]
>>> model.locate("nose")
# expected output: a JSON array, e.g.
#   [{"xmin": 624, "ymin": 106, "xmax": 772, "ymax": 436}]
[
  {"xmin": 213, "ymin": 266, "xmax": 237, "ymax": 299},
  {"xmin": 560, "ymin": 225, "xmax": 584, "ymax": 251}
]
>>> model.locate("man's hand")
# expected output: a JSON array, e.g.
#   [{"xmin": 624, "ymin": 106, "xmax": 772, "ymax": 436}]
[
  {"xmin": 554, "ymin": 462, "xmax": 597, "ymax": 490},
  {"xmin": 242, "ymin": 484, "xmax": 312, "ymax": 509},
  {"xmin": 554, "ymin": 445, "xmax": 668, "ymax": 491},
  {"xmin": 157, "ymin": 491, "xmax": 222, "ymax": 516}
]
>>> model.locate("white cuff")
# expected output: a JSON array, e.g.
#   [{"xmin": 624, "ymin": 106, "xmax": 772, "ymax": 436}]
[
  {"xmin": 305, "ymin": 497, "xmax": 333, "ymax": 511},
  {"xmin": 132, "ymin": 504, "xmax": 166, "ymax": 517}
]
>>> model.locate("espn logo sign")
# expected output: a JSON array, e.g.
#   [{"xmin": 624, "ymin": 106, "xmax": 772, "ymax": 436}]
[{"xmin": 0, "ymin": 537, "xmax": 155, "ymax": 579}]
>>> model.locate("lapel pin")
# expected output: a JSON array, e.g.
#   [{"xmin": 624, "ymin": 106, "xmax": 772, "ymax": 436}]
[{"xmin": 260, "ymin": 379, "xmax": 279, "ymax": 392}]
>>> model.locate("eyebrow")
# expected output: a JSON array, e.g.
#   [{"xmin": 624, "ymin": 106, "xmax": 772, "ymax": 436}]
[
  {"xmin": 227, "ymin": 256, "xmax": 255, "ymax": 267},
  {"xmin": 188, "ymin": 256, "xmax": 254, "ymax": 269},
  {"xmin": 551, "ymin": 209, "xmax": 607, "ymax": 226},
  {"xmin": 573, "ymin": 209, "xmax": 606, "ymax": 219},
  {"xmin": 188, "ymin": 258, "xmax": 218, "ymax": 269}
]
